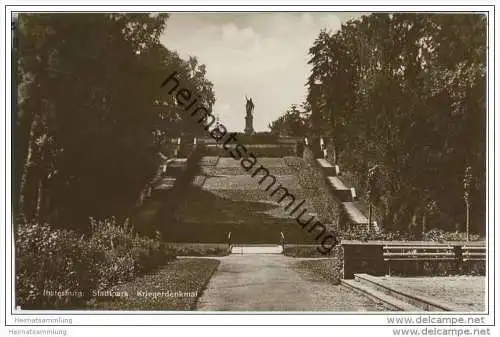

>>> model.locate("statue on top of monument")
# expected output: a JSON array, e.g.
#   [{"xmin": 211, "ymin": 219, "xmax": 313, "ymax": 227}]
[
  {"xmin": 244, "ymin": 95, "xmax": 255, "ymax": 135},
  {"xmin": 245, "ymin": 96, "xmax": 254, "ymax": 116}
]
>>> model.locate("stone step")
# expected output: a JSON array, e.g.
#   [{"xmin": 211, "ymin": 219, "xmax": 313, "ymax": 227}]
[
  {"xmin": 342, "ymin": 202, "xmax": 369, "ymax": 224},
  {"xmin": 153, "ymin": 177, "xmax": 176, "ymax": 190},
  {"xmin": 353, "ymin": 273, "xmax": 455, "ymax": 311},
  {"xmin": 161, "ymin": 158, "xmax": 188, "ymax": 176},
  {"xmin": 326, "ymin": 177, "xmax": 357, "ymax": 202},
  {"xmin": 316, "ymin": 158, "xmax": 340, "ymax": 176},
  {"xmin": 199, "ymin": 156, "xmax": 220, "ymax": 166}
]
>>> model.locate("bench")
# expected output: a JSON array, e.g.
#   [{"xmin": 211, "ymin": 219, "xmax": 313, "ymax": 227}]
[
  {"xmin": 383, "ymin": 245, "xmax": 455, "ymax": 276},
  {"xmin": 461, "ymin": 245, "xmax": 486, "ymax": 262}
]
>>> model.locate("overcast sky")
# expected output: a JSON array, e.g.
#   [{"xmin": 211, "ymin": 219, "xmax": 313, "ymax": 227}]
[{"xmin": 161, "ymin": 13, "xmax": 364, "ymax": 132}]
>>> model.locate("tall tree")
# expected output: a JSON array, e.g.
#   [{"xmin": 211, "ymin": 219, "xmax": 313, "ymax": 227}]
[
  {"xmin": 268, "ymin": 104, "xmax": 309, "ymax": 137},
  {"xmin": 301, "ymin": 13, "xmax": 486, "ymax": 235},
  {"xmin": 15, "ymin": 13, "xmax": 215, "ymax": 231}
]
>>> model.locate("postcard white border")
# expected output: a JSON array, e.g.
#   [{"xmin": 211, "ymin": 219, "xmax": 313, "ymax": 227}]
[{"xmin": 1, "ymin": 1, "xmax": 497, "ymax": 333}]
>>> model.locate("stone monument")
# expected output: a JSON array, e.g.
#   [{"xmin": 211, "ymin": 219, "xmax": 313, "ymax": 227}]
[{"xmin": 244, "ymin": 96, "xmax": 255, "ymax": 135}]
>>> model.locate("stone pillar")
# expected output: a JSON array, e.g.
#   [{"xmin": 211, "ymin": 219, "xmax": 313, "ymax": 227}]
[{"xmin": 244, "ymin": 113, "xmax": 254, "ymax": 135}]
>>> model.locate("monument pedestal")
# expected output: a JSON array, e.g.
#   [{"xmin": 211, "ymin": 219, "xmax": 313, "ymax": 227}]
[
  {"xmin": 244, "ymin": 112, "xmax": 254, "ymax": 135},
  {"xmin": 244, "ymin": 127, "xmax": 254, "ymax": 135},
  {"xmin": 245, "ymin": 97, "xmax": 255, "ymax": 135}
]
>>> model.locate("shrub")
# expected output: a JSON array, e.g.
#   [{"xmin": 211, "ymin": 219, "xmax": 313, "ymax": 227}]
[
  {"xmin": 16, "ymin": 223, "xmax": 94, "ymax": 309},
  {"xmin": 131, "ymin": 233, "xmax": 170, "ymax": 273},
  {"xmin": 15, "ymin": 218, "xmax": 173, "ymax": 309},
  {"xmin": 340, "ymin": 225, "xmax": 407, "ymax": 241},
  {"xmin": 423, "ymin": 228, "xmax": 482, "ymax": 242},
  {"xmin": 340, "ymin": 226, "xmax": 483, "ymax": 242}
]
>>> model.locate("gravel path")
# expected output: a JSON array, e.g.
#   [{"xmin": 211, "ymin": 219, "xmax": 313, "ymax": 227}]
[{"xmin": 196, "ymin": 255, "xmax": 385, "ymax": 311}]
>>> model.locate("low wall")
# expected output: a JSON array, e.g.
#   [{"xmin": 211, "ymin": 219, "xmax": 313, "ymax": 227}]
[
  {"xmin": 203, "ymin": 143, "xmax": 299, "ymax": 157},
  {"xmin": 342, "ymin": 241, "xmax": 384, "ymax": 279}
]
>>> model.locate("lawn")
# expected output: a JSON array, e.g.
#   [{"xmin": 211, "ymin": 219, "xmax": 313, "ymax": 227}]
[
  {"xmin": 89, "ymin": 258, "xmax": 220, "ymax": 310},
  {"xmin": 164, "ymin": 243, "xmax": 229, "ymax": 256},
  {"xmin": 293, "ymin": 258, "xmax": 343, "ymax": 285},
  {"xmin": 168, "ymin": 186, "xmax": 319, "ymax": 244},
  {"xmin": 131, "ymin": 154, "xmax": 330, "ymax": 244},
  {"xmin": 284, "ymin": 244, "xmax": 331, "ymax": 257}
]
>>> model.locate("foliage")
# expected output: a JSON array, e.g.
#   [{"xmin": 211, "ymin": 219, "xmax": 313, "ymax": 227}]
[
  {"xmin": 15, "ymin": 219, "xmax": 173, "ymax": 309},
  {"xmin": 14, "ymin": 14, "xmax": 215, "ymax": 232},
  {"xmin": 340, "ymin": 226, "xmax": 407, "ymax": 241},
  {"xmin": 302, "ymin": 14, "xmax": 486, "ymax": 235},
  {"xmin": 268, "ymin": 104, "xmax": 310, "ymax": 137},
  {"xmin": 464, "ymin": 166, "xmax": 474, "ymax": 206},
  {"xmin": 422, "ymin": 228, "xmax": 482, "ymax": 242},
  {"xmin": 16, "ymin": 223, "xmax": 95, "ymax": 309},
  {"xmin": 340, "ymin": 226, "xmax": 483, "ymax": 242}
]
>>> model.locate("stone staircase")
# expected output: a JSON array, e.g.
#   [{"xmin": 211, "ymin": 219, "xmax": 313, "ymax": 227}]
[
  {"xmin": 152, "ymin": 146, "xmax": 324, "ymax": 244},
  {"xmin": 150, "ymin": 136, "xmax": 377, "ymax": 242},
  {"xmin": 312, "ymin": 141, "xmax": 379, "ymax": 233}
]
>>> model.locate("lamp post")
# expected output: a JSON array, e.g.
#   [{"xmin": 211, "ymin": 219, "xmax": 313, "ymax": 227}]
[
  {"xmin": 464, "ymin": 166, "xmax": 473, "ymax": 242},
  {"xmin": 367, "ymin": 165, "xmax": 380, "ymax": 232}
]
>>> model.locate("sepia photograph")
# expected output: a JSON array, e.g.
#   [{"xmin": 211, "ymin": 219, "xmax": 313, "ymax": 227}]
[{"xmin": 2, "ymin": 5, "xmax": 496, "ymax": 334}]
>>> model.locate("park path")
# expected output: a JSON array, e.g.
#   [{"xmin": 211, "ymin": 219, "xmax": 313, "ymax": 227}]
[{"xmin": 196, "ymin": 254, "xmax": 384, "ymax": 311}]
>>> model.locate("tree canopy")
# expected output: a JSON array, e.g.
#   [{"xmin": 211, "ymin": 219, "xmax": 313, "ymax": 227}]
[
  {"xmin": 14, "ymin": 13, "xmax": 215, "ymax": 231},
  {"xmin": 268, "ymin": 104, "xmax": 309, "ymax": 137},
  {"xmin": 270, "ymin": 13, "xmax": 486, "ymax": 235}
]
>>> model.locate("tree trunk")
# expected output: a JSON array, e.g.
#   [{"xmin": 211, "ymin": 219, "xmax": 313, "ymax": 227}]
[
  {"xmin": 410, "ymin": 211, "xmax": 418, "ymax": 239},
  {"xmin": 331, "ymin": 141, "xmax": 337, "ymax": 164},
  {"xmin": 422, "ymin": 214, "xmax": 427, "ymax": 238},
  {"xmin": 466, "ymin": 203, "xmax": 470, "ymax": 242},
  {"xmin": 368, "ymin": 203, "xmax": 372, "ymax": 232},
  {"xmin": 35, "ymin": 177, "xmax": 44, "ymax": 224},
  {"xmin": 18, "ymin": 114, "xmax": 39, "ymax": 222}
]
